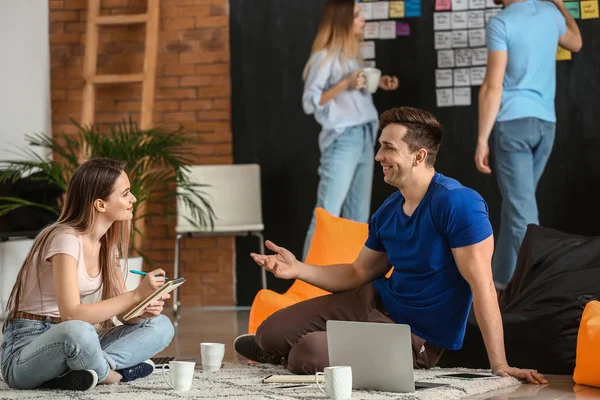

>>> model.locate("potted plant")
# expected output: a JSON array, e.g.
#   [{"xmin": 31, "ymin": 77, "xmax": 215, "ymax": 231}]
[{"xmin": 0, "ymin": 118, "xmax": 214, "ymax": 286}]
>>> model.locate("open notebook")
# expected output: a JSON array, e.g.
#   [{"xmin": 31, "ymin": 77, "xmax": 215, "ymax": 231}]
[{"xmin": 123, "ymin": 277, "xmax": 186, "ymax": 321}]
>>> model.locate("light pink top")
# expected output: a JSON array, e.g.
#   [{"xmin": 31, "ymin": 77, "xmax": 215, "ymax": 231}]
[{"xmin": 19, "ymin": 232, "xmax": 103, "ymax": 318}]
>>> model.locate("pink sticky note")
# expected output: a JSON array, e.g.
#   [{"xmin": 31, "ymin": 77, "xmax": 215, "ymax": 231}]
[
  {"xmin": 397, "ymin": 22, "xmax": 411, "ymax": 36},
  {"xmin": 435, "ymin": 0, "xmax": 452, "ymax": 10}
]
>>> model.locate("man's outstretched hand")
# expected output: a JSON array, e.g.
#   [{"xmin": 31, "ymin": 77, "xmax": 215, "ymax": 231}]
[
  {"xmin": 493, "ymin": 365, "xmax": 548, "ymax": 384},
  {"xmin": 250, "ymin": 240, "xmax": 300, "ymax": 280}
]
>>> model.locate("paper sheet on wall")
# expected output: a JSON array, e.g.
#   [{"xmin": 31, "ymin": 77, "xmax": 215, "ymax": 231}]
[
  {"xmin": 373, "ymin": 2, "xmax": 390, "ymax": 19},
  {"xmin": 453, "ymin": 0, "xmax": 469, "ymax": 10},
  {"xmin": 556, "ymin": 45, "xmax": 572, "ymax": 60},
  {"xmin": 435, "ymin": 32, "xmax": 453, "ymax": 49},
  {"xmin": 436, "ymin": 88, "xmax": 454, "ymax": 107},
  {"xmin": 452, "ymin": 30, "xmax": 469, "ymax": 48},
  {"xmin": 455, "ymin": 48, "xmax": 472, "ymax": 67},
  {"xmin": 581, "ymin": 0, "xmax": 599, "ymax": 19},
  {"xmin": 379, "ymin": 21, "xmax": 397, "ymax": 39},
  {"xmin": 359, "ymin": 3, "xmax": 374, "ymax": 20},
  {"xmin": 364, "ymin": 22, "xmax": 380, "ymax": 39},
  {"xmin": 565, "ymin": 1, "xmax": 580, "ymax": 18},
  {"xmin": 470, "ymin": 66, "xmax": 486, "ymax": 85},
  {"xmin": 397, "ymin": 21, "xmax": 411, "ymax": 36},
  {"xmin": 452, "ymin": 12, "xmax": 468, "ymax": 29},
  {"xmin": 454, "ymin": 68, "xmax": 471, "ymax": 86},
  {"xmin": 437, "ymin": 50, "xmax": 455, "ymax": 68},
  {"xmin": 434, "ymin": 12, "xmax": 451, "ymax": 30},
  {"xmin": 469, "ymin": 0, "xmax": 486, "ymax": 8},
  {"xmin": 435, "ymin": 0, "xmax": 452, "ymax": 10},
  {"xmin": 468, "ymin": 10, "xmax": 485, "ymax": 28},
  {"xmin": 360, "ymin": 41, "xmax": 376, "ymax": 59},
  {"xmin": 389, "ymin": 1, "xmax": 405, "ymax": 17},
  {"xmin": 404, "ymin": 0, "xmax": 422, "ymax": 17},
  {"xmin": 485, "ymin": 8, "xmax": 501, "ymax": 23},
  {"xmin": 472, "ymin": 47, "xmax": 488, "ymax": 65},
  {"xmin": 469, "ymin": 29, "xmax": 486, "ymax": 47},
  {"xmin": 436, "ymin": 69, "xmax": 453, "ymax": 87},
  {"xmin": 454, "ymin": 87, "xmax": 472, "ymax": 106}
]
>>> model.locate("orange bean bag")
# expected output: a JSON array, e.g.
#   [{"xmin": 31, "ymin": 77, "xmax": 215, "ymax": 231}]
[
  {"xmin": 247, "ymin": 207, "xmax": 369, "ymax": 334},
  {"xmin": 573, "ymin": 300, "xmax": 600, "ymax": 387}
]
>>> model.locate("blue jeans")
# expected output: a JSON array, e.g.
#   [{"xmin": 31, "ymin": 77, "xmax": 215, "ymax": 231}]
[
  {"xmin": 491, "ymin": 118, "xmax": 555, "ymax": 289},
  {"xmin": 303, "ymin": 124, "xmax": 374, "ymax": 260},
  {"xmin": 0, "ymin": 315, "xmax": 174, "ymax": 389}
]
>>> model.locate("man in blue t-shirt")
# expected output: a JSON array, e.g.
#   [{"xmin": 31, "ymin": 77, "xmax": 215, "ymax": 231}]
[
  {"xmin": 475, "ymin": 0, "xmax": 582, "ymax": 290},
  {"xmin": 235, "ymin": 107, "xmax": 545, "ymax": 384}
]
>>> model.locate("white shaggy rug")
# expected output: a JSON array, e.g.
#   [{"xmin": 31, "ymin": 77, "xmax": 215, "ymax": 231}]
[{"xmin": 0, "ymin": 362, "xmax": 520, "ymax": 399}]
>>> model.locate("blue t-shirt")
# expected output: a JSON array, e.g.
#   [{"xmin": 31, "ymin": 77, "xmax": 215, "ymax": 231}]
[
  {"xmin": 486, "ymin": 0, "xmax": 566, "ymax": 123},
  {"xmin": 368, "ymin": 173, "xmax": 493, "ymax": 350}
]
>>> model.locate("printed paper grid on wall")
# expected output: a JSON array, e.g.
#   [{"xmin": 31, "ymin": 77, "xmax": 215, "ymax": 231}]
[
  {"xmin": 433, "ymin": 0, "xmax": 502, "ymax": 107},
  {"xmin": 358, "ymin": 0, "xmax": 422, "ymax": 67},
  {"xmin": 434, "ymin": 0, "xmax": 599, "ymax": 108}
]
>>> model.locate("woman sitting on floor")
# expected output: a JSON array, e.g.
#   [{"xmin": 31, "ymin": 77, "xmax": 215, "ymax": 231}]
[{"xmin": 0, "ymin": 158, "xmax": 174, "ymax": 391}]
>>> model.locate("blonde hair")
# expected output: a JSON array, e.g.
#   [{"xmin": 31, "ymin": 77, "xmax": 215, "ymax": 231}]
[
  {"xmin": 5, "ymin": 158, "xmax": 131, "ymax": 332},
  {"xmin": 302, "ymin": 0, "xmax": 362, "ymax": 80}
]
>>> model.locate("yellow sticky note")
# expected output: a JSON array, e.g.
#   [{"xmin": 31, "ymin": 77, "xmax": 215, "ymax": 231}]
[
  {"xmin": 581, "ymin": 0, "xmax": 599, "ymax": 18},
  {"xmin": 390, "ymin": 1, "xmax": 405, "ymax": 18},
  {"xmin": 556, "ymin": 45, "xmax": 572, "ymax": 61}
]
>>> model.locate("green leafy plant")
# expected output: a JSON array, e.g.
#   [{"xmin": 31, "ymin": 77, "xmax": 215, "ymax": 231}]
[{"xmin": 0, "ymin": 118, "xmax": 214, "ymax": 260}]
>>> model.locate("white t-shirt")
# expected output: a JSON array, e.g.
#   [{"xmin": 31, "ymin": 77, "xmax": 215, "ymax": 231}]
[{"xmin": 19, "ymin": 232, "xmax": 103, "ymax": 318}]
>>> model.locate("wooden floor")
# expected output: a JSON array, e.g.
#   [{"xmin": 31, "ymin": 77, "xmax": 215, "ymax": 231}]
[{"xmin": 157, "ymin": 308, "xmax": 600, "ymax": 400}]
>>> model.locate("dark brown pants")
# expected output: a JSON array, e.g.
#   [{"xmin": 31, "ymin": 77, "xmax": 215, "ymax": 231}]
[{"xmin": 255, "ymin": 283, "xmax": 444, "ymax": 374}]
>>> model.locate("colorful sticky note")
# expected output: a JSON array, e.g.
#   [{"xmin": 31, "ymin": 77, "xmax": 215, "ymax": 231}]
[
  {"xmin": 390, "ymin": 1, "xmax": 405, "ymax": 17},
  {"xmin": 404, "ymin": 0, "xmax": 421, "ymax": 17},
  {"xmin": 581, "ymin": 0, "xmax": 599, "ymax": 18},
  {"xmin": 397, "ymin": 21, "xmax": 411, "ymax": 36},
  {"xmin": 565, "ymin": 1, "xmax": 580, "ymax": 18},
  {"xmin": 435, "ymin": 0, "xmax": 452, "ymax": 10},
  {"xmin": 556, "ymin": 45, "xmax": 572, "ymax": 61}
]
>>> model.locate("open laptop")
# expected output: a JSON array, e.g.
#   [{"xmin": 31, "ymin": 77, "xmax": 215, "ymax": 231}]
[{"xmin": 326, "ymin": 320, "xmax": 448, "ymax": 393}]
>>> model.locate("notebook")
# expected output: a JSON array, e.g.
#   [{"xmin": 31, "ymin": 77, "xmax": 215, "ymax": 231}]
[
  {"xmin": 263, "ymin": 374, "xmax": 323, "ymax": 384},
  {"xmin": 123, "ymin": 277, "xmax": 186, "ymax": 321}
]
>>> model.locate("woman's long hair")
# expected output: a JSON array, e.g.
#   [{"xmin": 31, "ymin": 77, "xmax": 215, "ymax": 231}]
[
  {"xmin": 5, "ymin": 158, "xmax": 131, "ymax": 331},
  {"xmin": 303, "ymin": 0, "xmax": 362, "ymax": 80}
]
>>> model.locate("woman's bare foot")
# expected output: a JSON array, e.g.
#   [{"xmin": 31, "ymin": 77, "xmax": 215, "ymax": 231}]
[{"xmin": 100, "ymin": 370, "xmax": 123, "ymax": 384}]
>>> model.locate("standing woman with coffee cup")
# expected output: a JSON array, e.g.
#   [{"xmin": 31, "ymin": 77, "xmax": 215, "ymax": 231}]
[{"xmin": 301, "ymin": 0, "xmax": 398, "ymax": 260}]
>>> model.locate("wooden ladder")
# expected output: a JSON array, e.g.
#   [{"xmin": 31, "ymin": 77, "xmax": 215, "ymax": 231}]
[{"xmin": 81, "ymin": 0, "xmax": 160, "ymax": 129}]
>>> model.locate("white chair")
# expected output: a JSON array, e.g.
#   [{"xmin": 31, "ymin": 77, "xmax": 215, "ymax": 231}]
[{"xmin": 173, "ymin": 164, "xmax": 266, "ymax": 316}]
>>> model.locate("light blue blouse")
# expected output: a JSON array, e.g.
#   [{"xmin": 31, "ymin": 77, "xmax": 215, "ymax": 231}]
[{"xmin": 302, "ymin": 49, "xmax": 379, "ymax": 152}]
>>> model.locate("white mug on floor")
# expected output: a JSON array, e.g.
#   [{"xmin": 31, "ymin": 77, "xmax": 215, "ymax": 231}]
[
  {"xmin": 162, "ymin": 360, "xmax": 196, "ymax": 392},
  {"xmin": 201, "ymin": 342, "xmax": 225, "ymax": 371},
  {"xmin": 315, "ymin": 366, "xmax": 352, "ymax": 400},
  {"xmin": 362, "ymin": 67, "xmax": 381, "ymax": 94}
]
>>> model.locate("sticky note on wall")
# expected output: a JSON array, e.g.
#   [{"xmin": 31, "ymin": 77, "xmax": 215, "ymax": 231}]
[
  {"xmin": 581, "ymin": 0, "xmax": 599, "ymax": 18},
  {"xmin": 556, "ymin": 45, "xmax": 572, "ymax": 61},
  {"xmin": 389, "ymin": 1, "xmax": 405, "ymax": 17},
  {"xmin": 565, "ymin": 1, "xmax": 580, "ymax": 18}
]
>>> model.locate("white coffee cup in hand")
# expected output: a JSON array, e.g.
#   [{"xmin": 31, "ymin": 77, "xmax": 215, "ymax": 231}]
[
  {"xmin": 315, "ymin": 366, "xmax": 352, "ymax": 399},
  {"xmin": 362, "ymin": 67, "xmax": 382, "ymax": 93},
  {"xmin": 162, "ymin": 360, "xmax": 196, "ymax": 392},
  {"xmin": 201, "ymin": 342, "xmax": 225, "ymax": 372}
]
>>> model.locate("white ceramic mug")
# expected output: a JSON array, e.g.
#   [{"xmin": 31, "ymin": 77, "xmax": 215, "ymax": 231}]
[
  {"xmin": 161, "ymin": 360, "xmax": 196, "ymax": 392},
  {"xmin": 200, "ymin": 342, "xmax": 225, "ymax": 371},
  {"xmin": 362, "ymin": 67, "xmax": 382, "ymax": 93},
  {"xmin": 315, "ymin": 366, "xmax": 352, "ymax": 400}
]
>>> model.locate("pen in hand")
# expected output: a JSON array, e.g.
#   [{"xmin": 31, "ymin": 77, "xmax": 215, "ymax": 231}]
[{"xmin": 129, "ymin": 269, "xmax": 169, "ymax": 281}]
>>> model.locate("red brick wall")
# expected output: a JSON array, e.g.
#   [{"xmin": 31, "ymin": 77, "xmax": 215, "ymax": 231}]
[{"xmin": 49, "ymin": 0, "xmax": 235, "ymax": 306}]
